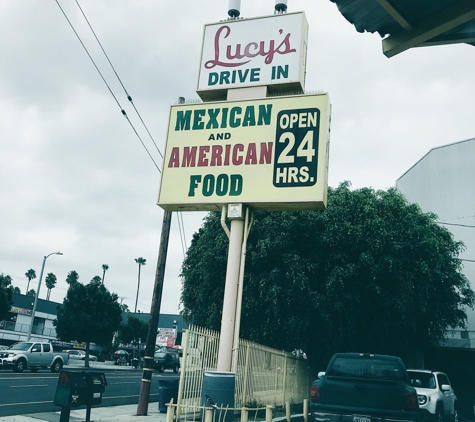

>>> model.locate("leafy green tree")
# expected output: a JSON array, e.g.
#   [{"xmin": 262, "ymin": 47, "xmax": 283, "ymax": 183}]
[
  {"xmin": 45, "ymin": 273, "xmax": 57, "ymax": 301},
  {"xmin": 0, "ymin": 274, "xmax": 14, "ymax": 322},
  {"xmin": 91, "ymin": 275, "xmax": 102, "ymax": 283},
  {"xmin": 181, "ymin": 183, "xmax": 474, "ymax": 364},
  {"xmin": 27, "ymin": 289, "xmax": 36, "ymax": 297},
  {"xmin": 134, "ymin": 257, "xmax": 146, "ymax": 313},
  {"xmin": 117, "ymin": 314, "xmax": 148, "ymax": 346},
  {"xmin": 120, "ymin": 303, "xmax": 130, "ymax": 313},
  {"xmin": 54, "ymin": 280, "xmax": 122, "ymax": 367},
  {"xmin": 66, "ymin": 270, "xmax": 79, "ymax": 286},
  {"xmin": 13, "ymin": 287, "xmax": 21, "ymax": 294},
  {"xmin": 102, "ymin": 264, "xmax": 109, "ymax": 285},
  {"xmin": 25, "ymin": 269, "xmax": 36, "ymax": 293}
]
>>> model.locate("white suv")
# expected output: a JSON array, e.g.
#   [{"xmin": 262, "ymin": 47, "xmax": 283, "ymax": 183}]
[{"xmin": 407, "ymin": 369, "xmax": 457, "ymax": 422}]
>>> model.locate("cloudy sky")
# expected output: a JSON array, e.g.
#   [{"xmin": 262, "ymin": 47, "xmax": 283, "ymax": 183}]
[{"xmin": 1, "ymin": 1, "xmax": 474, "ymax": 314}]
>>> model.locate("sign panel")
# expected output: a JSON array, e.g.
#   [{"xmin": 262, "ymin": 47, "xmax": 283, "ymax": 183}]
[
  {"xmin": 156, "ymin": 328, "xmax": 176, "ymax": 347},
  {"xmin": 10, "ymin": 306, "xmax": 32, "ymax": 316},
  {"xmin": 197, "ymin": 12, "xmax": 308, "ymax": 100},
  {"xmin": 157, "ymin": 94, "xmax": 331, "ymax": 212},
  {"xmin": 157, "ymin": 336, "xmax": 176, "ymax": 347}
]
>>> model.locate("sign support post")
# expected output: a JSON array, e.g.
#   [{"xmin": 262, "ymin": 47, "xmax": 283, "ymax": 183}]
[{"xmin": 217, "ymin": 208, "xmax": 245, "ymax": 372}]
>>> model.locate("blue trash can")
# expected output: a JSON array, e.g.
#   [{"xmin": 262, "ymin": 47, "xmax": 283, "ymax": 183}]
[
  {"xmin": 201, "ymin": 371, "xmax": 235, "ymax": 422},
  {"xmin": 158, "ymin": 379, "xmax": 179, "ymax": 413}
]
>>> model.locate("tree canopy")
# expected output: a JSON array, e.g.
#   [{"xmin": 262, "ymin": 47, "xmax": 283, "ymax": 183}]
[
  {"xmin": 65, "ymin": 270, "xmax": 79, "ymax": 285},
  {"xmin": 0, "ymin": 274, "xmax": 14, "ymax": 322},
  {"xmin": 54, "ymin": 279, "xmax": 122, "ymax": 365},
  {"xmin": 117, "ymin": 314, "xmax": 148, "ymax": 346},
  {"xmin": 91, "ymin": 275, "xmax": 102, "ymax": 283},
  {"xmin": 180, "ymin": 183, "xmax": 474, "ymax": 364}
]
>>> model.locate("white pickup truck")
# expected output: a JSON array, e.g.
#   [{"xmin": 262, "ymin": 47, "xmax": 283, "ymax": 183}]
[{"xmin": 0, "ymin": 341, "xmax": 69, "ymax": 373}]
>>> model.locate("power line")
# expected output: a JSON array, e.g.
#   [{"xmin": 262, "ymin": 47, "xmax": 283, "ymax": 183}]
[
  {"xmin": 74, "ymin": 0, "xmax": 163, "ymax": 159},
  {"xmin": 437, "ymin": 221, "xmax": 475, "ymax": 228},
  {"xmin": 54, "ymin": 0, "xmax": 189, "ymax": 266},
  {"xmin": 54, "ymin": 0, "xmax": 161, "ymax": 173}
]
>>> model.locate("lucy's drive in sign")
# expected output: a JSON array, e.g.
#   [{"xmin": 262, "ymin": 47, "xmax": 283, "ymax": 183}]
[
  {"xmin": 197, "ymin": 12, "xmax": 308, "ymax": 100},
  {"xmin": 157, "ymin": 93, "xmax": 331, "ymax": 212}
]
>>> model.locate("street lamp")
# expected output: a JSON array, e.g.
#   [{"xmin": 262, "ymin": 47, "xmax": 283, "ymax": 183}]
[{"xmin": 27, "ymin": 251, "xmax": 63, "ymax": 341}]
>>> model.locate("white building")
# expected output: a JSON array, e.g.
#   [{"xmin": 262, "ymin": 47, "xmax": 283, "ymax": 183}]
[{"xmin": 396, "ymin": 138, "xmax": 475, "ymax": 348}]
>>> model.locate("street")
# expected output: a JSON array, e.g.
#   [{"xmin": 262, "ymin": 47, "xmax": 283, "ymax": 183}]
[{"xmin": 0, "ymin": 368, "xmax": 179, "ymax": 417}]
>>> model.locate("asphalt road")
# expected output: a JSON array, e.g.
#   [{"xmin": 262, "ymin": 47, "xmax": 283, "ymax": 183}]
[{"xmin": 0, "ymin": 368, "xmax": 179, "ymax": 417}]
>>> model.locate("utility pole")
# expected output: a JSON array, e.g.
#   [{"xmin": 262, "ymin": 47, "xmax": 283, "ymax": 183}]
[
  {"xmin": 137, "ymin": 96, "xmax": 184, "ymax": 415},
  {"xmin": 136, "ymin": 210, "xmax": 172, "ymax": 415}
]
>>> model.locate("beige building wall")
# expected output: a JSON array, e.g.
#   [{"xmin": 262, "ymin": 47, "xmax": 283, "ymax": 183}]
[{"xmin": 396, "ymin": 138, "xmax": 475, "ymax": 344}]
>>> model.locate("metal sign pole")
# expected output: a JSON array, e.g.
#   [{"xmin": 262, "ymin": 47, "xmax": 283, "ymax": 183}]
[{"xmin": 217, "ymin": 211, "xmax": 245, "ymax": 372}]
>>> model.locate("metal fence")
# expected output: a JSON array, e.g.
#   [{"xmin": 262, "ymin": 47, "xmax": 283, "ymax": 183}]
[{"xmin": 177, "ymin": 325, "xmax": 312, "ymax": 418}]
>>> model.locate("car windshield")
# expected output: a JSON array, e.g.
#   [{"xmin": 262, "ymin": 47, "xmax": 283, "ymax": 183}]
[
  {"xmin": 9, "ymin": 342, "xmax": 33, "ymax": 351},
  {"xmin": 328, "ymin": 356, "xmax": 405, "ymax": 381},
  {"xmin": 408, "ymin": 371, "xmax": 436, "ymax": 389}
]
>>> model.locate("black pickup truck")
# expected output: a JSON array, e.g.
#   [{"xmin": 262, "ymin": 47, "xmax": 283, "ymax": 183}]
[{"xmin": 310, "ymin": 353, "xmax": 420, "ymax": 422}]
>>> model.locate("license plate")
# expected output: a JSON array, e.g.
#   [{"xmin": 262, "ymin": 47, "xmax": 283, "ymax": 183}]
[{"xmin": 353, "ymin": 416, "xmax": 371, "ymax": 422}]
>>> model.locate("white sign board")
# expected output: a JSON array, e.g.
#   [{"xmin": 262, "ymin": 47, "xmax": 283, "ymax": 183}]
[
  {"xmin": 157, "ymin": 328, "xmax": 176, "ymax": 337},
  {"xmin": 157, "ymin": 93, "xmax": 331, "ymax": 212},
  {"xmin": 197, "ymin": 12, "xmax": 308, "ymax": 100}
]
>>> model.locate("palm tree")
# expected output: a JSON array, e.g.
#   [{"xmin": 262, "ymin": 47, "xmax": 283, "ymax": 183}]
[
  {"xmin": 66, "ymin": 270, "xmax": 79, "ymax": 286},
  {"xmin": 101, "ymin": 264, "xmax": 109, "ymax": 284},
  {"xmin": 25, "ymin": 269, "xmax": 36, "ymax": 293},
  {"xmin": 45, "ymin": 273, "xmax": 57, "ymax": 301},
  {"xmin": 134, "ymin": 257, "xmax": 146, "ymax": 313}
]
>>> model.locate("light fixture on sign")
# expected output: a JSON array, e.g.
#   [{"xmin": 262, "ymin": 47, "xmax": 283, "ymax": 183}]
[
  {"xmin": 275, "ymin": 0, "xmax": 288, "ymax": 13},
  {"xmin": 228, "ymin": 0, "xmax": 241, "ymax": 19}
]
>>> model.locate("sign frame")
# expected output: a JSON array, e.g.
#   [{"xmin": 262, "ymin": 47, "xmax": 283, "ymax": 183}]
[
  {"xmin": 196, "ymin": 11, "xmax": 309, "ymax": 101},
  {"xmin": 157, "ymin": 93, "xmax": 331, "ymax": 212}
]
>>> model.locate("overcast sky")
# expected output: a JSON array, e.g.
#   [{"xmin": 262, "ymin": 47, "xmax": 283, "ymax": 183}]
[{"xmin": 1, "ymin": 1, "xmax": 474, "ymax": 315}]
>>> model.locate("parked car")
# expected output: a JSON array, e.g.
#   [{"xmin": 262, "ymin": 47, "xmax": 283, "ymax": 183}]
[
  {"xmin": 310, "ymin": 353, "xmax": 420, "ymax": 422},
  {"xmin": 152, "ymin": 346, "xmax": 180, "ymax": 373},
  {"xmin": 1, "ymin": 341, "xmax": 69, "ymax": 373},
  {"xmin": 407, "ymin": 369, "xmax": 457, "ymax": 422},
  {"xmin": 65, "ymin": 349, "xmax": 98, "ymax": 361}
]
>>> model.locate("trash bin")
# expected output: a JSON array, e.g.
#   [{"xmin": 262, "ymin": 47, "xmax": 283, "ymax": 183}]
[
  {"xmin": 158, "ymin": 379, "xmax": 179, "ymax": 413},
  {"xmin": 132, "ymin": 358, "xmax": 139, "ymax": 369},
  {"xmin": 201, "ymin": 371, "xmax": 235, "ymax": 422}
]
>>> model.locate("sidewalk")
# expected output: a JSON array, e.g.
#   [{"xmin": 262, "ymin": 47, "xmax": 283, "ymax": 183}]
[{"xmin": 0, "ymin": 404, "xmax": 167, "ymax": 422}]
